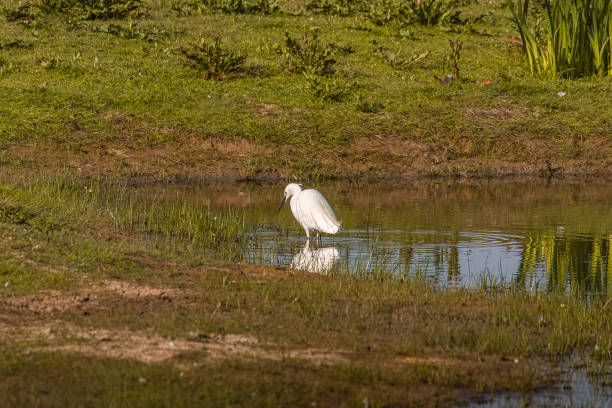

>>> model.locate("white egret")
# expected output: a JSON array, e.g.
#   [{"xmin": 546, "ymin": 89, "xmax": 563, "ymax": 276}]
[{"xmin": 277, "ymin": 183, "xmax": 341, "ymax": 241}]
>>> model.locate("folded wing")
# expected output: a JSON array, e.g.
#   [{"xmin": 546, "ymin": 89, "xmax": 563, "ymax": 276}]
[{"xmin": 295, "ymin": 189, "xmax": 341, "ymax": 234}]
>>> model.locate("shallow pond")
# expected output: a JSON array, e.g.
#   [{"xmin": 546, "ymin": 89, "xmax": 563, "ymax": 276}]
[{"xmin": 135, "ymin": 179, "xmax": 611, "ymax": 296}]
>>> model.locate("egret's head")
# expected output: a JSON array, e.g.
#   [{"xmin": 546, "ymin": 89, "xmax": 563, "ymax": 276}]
[{"xmin": 277, "ymin": 183, "xmax": 302, "ymax": 214}]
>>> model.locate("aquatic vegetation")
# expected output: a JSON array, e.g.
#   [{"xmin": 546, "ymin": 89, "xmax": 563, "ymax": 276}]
[
  {"xmin": 509, "ymin": 0, "xmax": 612, "ymax": 78},
  {"xmin": 0, "ymin": 175, "xmax": 249, "ymax": 261}
]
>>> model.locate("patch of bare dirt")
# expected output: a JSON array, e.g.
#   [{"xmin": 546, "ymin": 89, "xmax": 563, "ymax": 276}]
[
  {"xmin": 246, "ymin": 100, "xmax": 282, "ymax": 119},
  {"xmin": 0, "ymin": 280, "xmax": 181, "ymax": 313},
  {"xmin": 2, "ymin": 291, "xmax": 91, "ymax": 313},
  {"xmin": 462, "ymin": 97, "xmax": 530, "ymax": 121},
  {"xmin": 98, "ymin": 280, "xmax": 180, "ymax": 299},
  {"xmin": 4, "ymin": 317, "xmax": 349, "ymax": 366},
  {"xmin": 0, "ymin": 278, "xmax": 349, "ymax": 367}
]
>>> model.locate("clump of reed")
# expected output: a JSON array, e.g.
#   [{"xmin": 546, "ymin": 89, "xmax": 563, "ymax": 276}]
[{"xmin": 509, "ymin": 0, "xmax": 612, "ymax": 78}]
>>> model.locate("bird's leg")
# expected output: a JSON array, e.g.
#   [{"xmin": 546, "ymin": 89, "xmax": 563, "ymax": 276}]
[
  {"xmin": 316, "ymin": 232, "xmax": 321, "ymax": 246},
  {"xmin": 305, "ymin": 229, "xmax": 310, "ymax": 242}
]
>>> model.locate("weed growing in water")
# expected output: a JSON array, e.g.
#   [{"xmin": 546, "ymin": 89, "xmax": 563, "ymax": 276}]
[
  {"xmin": 179, "ymin": 36, "xmax": 247, "ymax": 80},
  {"xmin": 509, "ymin": 0, "xmax": 612, "ymax": 78},
  {"xmin": 1, "ymin": 175, "xmax": 250, "ymax": 261}
]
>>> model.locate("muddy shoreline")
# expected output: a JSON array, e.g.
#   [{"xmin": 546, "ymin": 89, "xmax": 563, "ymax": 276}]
[{"xmin": 5, "ymin": 136, "xmax": 612, "ymax": 183}]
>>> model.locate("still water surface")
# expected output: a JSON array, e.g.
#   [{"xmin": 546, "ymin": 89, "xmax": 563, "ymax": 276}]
[{"xmin": 137, "ymin": 179, "xmax": 612, "ymax": 296}]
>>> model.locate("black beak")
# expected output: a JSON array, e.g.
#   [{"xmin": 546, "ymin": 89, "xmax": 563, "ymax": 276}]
[{"xmin": 276, "ymin": 195, "xmax": 286, "ymax": 214}]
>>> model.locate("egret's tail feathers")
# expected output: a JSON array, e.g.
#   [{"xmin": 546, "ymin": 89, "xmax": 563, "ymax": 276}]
[{"xmin": 327, "ymin": 220, "xmax": 341, "ymax": 234}]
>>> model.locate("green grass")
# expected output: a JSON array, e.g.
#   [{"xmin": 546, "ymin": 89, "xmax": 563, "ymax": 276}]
[
  {"xmin": 0, "ymin": 174, "xmax": 249, "ymax": 295},
  {"xmin": 0, "ymin": 0, "xmax": 610, "ymax": 181}
]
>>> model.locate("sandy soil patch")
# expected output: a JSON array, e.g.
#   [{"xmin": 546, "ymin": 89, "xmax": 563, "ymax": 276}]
[{"xmin": 0, "ymin": 278, "xmax": 350, "ymax": 367}]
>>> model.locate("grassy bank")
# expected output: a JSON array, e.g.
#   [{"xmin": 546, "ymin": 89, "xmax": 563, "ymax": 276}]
[
  {"xmin": 0, "ymin": 0, "xmax": 610, "ymax": 180},
  {"xmin": 0, "ymin": 174, "xmax": 611, "ymax": 406}
]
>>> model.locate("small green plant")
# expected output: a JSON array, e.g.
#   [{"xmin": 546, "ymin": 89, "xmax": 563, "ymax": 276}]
[
  {"xmin": 366, "ymin": 0, "xmax": 404, "ymax": 26},
  {"xmin": 405, "ymin": 0, "xmax": 459, "ymax": 26},
  {"xmin": 99, "ymin": 19, "xmax": 173, "ymax": 42},
  {"xmin": 438, "ymin": 38, "xmax": 462, "ymax": 82},
  {"xmin": 38, "ymin": 0, "xmax": 143, "ymax": 20},
  {"xmin": 283, "ymin": 32, "xmax": 348, "ymax": 101},
  {"xmin": 171, "ymin": 1, "xmax": 204, "ymax": 16},
  {"xmin": 303, "ymin": 73, "xmax": 346, "ymax": 101},
  {"xmin": 0, "ymin": 56, "xmax": 15, "ymax": 75},
  {"xmin": 355, "ymin": 95, "xmax": 384, "ymax": 113},
  {"xmin": 241, "ymin": 0, "xmax": 278, "ymax": 14},
  {"xmin": 509, "ymin": 0, "xmax": 612, "ymax": 78},
  {"xmin": 39, "ymin": 55, "xmax": 61, "ymax": 70},
  {"xmin": 192, "ymin": 0, "xmax": 279, "ymax": 15},
  {"xmin": 0, "ymin": 40, "xmax": 33, "ymax": 50},
  {"xmin": 366, "ymin": 0, "xmax": 459, "ymax": 27},
  {"xmin": 448, "ymin": 38, "xmax": 462, "ymax": 79},
  {"xmin": 307, "ymin": 0, "xmax": 366, "ymax": 16},
  {"xmin": 179, "ymin": 36, "xmax": 247, "ymax": 80},
  {"xmin": 283, "ymin": 31, "xmax": 336, "ymax": 77},
  {"xmin": 0, "ymin": 3, "xmax": 41, "ymax": 21}
]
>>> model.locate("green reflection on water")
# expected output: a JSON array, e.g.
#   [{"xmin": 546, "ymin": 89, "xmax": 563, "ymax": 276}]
[{"xmin": 518, "ymin": 231, "xmax": 611, "ymax": 296}]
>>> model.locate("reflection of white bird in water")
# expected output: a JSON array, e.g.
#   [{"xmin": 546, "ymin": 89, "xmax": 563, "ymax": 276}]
[
  {"xmin": 277, "ymin": 183, "xmax": 341, "ymax": 241},
  {"xmin": 291, "ymin": 241, "xmax": 340, "ymax": 274}
]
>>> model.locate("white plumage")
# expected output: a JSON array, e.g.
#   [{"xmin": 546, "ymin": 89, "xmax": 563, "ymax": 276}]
[{"xmin": 277, "ymin": 183, "xmax": 341, "ymax": 240}]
